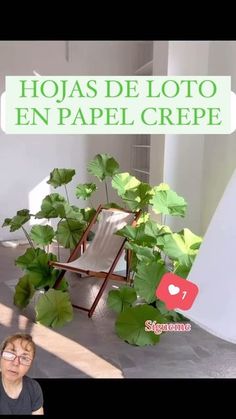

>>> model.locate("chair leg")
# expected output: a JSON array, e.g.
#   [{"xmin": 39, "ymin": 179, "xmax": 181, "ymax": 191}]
[
  {"xmin": 88, "ymin": 274, "xmax": 111, "ymax": 317},
  {"xmin": 88, "ymin": 241, "xmax": 129, "ymax": 317},
  {"xmin": 126, "ymin": 249, "xmax": 132, "ymax": 282}
]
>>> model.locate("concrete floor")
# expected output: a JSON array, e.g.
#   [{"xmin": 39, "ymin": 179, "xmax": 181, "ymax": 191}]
[{"xmin": 1, "ymin": 243, "xmax": 236, "ymax": 378}]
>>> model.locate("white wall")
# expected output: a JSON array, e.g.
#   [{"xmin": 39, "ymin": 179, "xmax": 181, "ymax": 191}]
[
  {"xmin": 149, "ymin": 41, "xmax": 168, "ymax": 188},
  {"xmin": 2, "ymin": 41, "xmax": 234, "ymax": 242},
  {"xmin": 149, "ymin": 42, "xmax": 168, "ymax": 223},
  {"xmin": 151, "ymin": 41, "xmax": 236, "ymax": 237},
  {"xmin": 0, "ymin": 41, "xmax": 143, "ymax": 240},
  {"xmin": 201, "ymin": 41, "xmax": 236, "ymax": 233},
  {"xmin": 163, "ymin": 41, "xmax": 209, "ymax": 235}
]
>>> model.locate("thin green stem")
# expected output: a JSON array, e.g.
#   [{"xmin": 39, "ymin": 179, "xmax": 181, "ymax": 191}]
[
  {"xmin": 105, "ymin": 181, "xmax": 109, "ymax": 204},
  {"xmin": 22, "ymin": 226, "xmax": 34, "ymax": 249},
  {"xmin": 57, "ymin": 241, "xmax": 60, "ymax": 262},
  {"xmin": 64, "ymin": 185, "xmax": 70, "ymax": 204}
]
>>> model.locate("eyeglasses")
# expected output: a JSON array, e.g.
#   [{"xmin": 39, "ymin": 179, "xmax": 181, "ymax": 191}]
[{"xmin": 1, "ymin": 350, "xmax": 32, "ymax": 366}]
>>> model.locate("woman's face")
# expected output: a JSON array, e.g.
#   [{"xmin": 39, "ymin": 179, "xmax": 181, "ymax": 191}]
[{"xmin": 0, "ymin": 338, "xmax": 34, "ymax": 382}]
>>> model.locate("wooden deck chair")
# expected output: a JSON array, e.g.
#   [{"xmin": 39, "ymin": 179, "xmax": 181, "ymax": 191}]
[{"xmin": 51, "ymin": 205, "xmax": 141, "ymax": 317}]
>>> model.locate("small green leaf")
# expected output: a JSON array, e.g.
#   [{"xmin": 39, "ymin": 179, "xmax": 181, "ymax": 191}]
[
  {"xmin": 87, "ymin": 154, "xmax": 119, "ymax": 181},
  {"xmin": 35, "ymin": 289, "xmax": 73, "ymax": 328},
  {"xmin": 75, "ymin": 183, "xmax": 97, "ymax": 199},
  {"xmin": 29, "ymin": 225, "xmax": 55, "ymax": 246},
  {"xmin": 150, "ymin": 187, "xmax": 187, "ymax": 217},
  {"xmin": 3, "ymin": 209, "xmax": 31, "ymax": 232},
  {"xmin": 47, "ymin": 168, "xmax": 76, "ymax": 188},
  {"xmin": 107, "ymin": 287, "xmax": 137, "ymax": 313},
  {"xmin": 115, "ymin": 305, "xmax": 164, "ymax": 346},
  {"xmin": 155, "ymin": 299, "xmax": 170, "ymax": 315},
  {"xmin": 156, "ymin": 300, "xmax": 188, "ymax": 322},
  {"xmin": 2, "ymin": 218, "xmax": 11, "ymax": 227},
  {"xmin": 17, "ymin": 209, "xmax": 30, "ymax": 217},
  {"xmin": 156, "ymin": 300, "xmax": 182, "ymax": 322},
  {"xmin": 138, "ymin": 212, "xmax": 150, "ymax": 224},
  {"xmin": 112, "ymin": 172, "xmax": 140, "ymax": 196},
  {"xmin": 162, "ymin": 229, "xmax": 202, "ymax": 267},
  {"xmin": 173, "ymin": 262, "xmax": 191, "ymax": 279},
  {"xmin": 80, "ymin": 208, "xmax": 96, "ymax": 222},
  {"xmin": 14, "ymin": 275, "xmax": 35, "ymax": 309}
]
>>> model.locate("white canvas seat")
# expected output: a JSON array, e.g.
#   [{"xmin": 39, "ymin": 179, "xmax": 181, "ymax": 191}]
[{"xmin": 60, "ymin": 209, "xmax": 133, "ymax": 272}]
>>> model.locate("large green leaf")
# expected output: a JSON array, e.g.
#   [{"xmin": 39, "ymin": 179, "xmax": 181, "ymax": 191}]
[
  {"xmin": 138, "ymin": 221, "xmax": 165, "ymax": 246},
  {"xmin": 55, "ymin": 202, "xmax": 83, "ymax": 221},
  {"xmin": 125, "ymin": 242, "xmax": 160, "ymax": 264},
  {"xmin": 162, "ymin": 228, "xmax": 202, "ymax": 267},
  {"xmin": 29, "ymin": 225, "xmax": 55, "ymax": 246},
  {"xmin": 26, "ymin": 252, "xmax": 58, "ymax": 288},
  {"xmin": 2, "ymin": 209, "xmax": 30, "ymax": 232},
  {"xmin": 35, "ymin": 289, "xmax": 73, "ymax": 328},
  {"xmin": 112, "ymin": 172, "xmax": 140, "ymax": 196},
  {"xmin": 29, "ymin": 268, "xmax": 60, "ymax": 290},
  {"xmin": 14, "ymin": 275, "xmax": 35, "ymax": 309},
  {"xmin": 117, "ymin": 220, "xmax": 161, "ymax": 247},
  {"xmin": 115, "ymin": 305, "xmax": 164, "ymax": 346},
  {"xmin": 134, "ymin": 260, "xmax": 167, "ymax": 303},
  {"xmin": 122, "ymin": 183, "xmax": 153, "ymax": 211},
  {"xmin": 15, "ymin": 248, "xmax": 58, "ymax": 289},
  {"xmin": 150, "ymin": 186, "xmax": 187, "ymax": 217},
  {"xmin": 15, "ymin": 248, "xmax": 45, "ymax": 270},
  {"xmin": 107, "ymin": 287, "xmax": 137, "ymax": 313},
  {"xmin": 87, "ymin": 154, "xmax": 119, "ymax": 181},
  {"xmin": 35, "ymin": 193, "xmax": 66, "ymax": 219},
  {"xmin": 75, "ymin": 183, "xmax": 97, "ymax": 199},
  {"xmin": 116, "ymin": 225, "xmax": 138, "ymax": 241},
  {"xmin": 56, "ymin": 219, "xmax": 85, "ymax": 249},
  {"xmin": 47, "ymin": 168, "xmax": 76, "ymax": 188}
]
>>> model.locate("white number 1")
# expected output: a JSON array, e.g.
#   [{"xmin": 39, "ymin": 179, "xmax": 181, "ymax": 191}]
[{"xmin": 182, "ymin": 291, "xmax": 187, "ymax": 300}]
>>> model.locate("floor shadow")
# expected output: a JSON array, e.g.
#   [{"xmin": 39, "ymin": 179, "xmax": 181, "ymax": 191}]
[{"xmin": 2, "ymin": 245, "xmax": 236, "ymax": 379}]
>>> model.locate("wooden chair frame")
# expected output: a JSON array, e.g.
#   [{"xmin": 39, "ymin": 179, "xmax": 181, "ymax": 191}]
[{"xmin": 51, "ymin": 205, "xmax": 141, "ymax": 317}]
